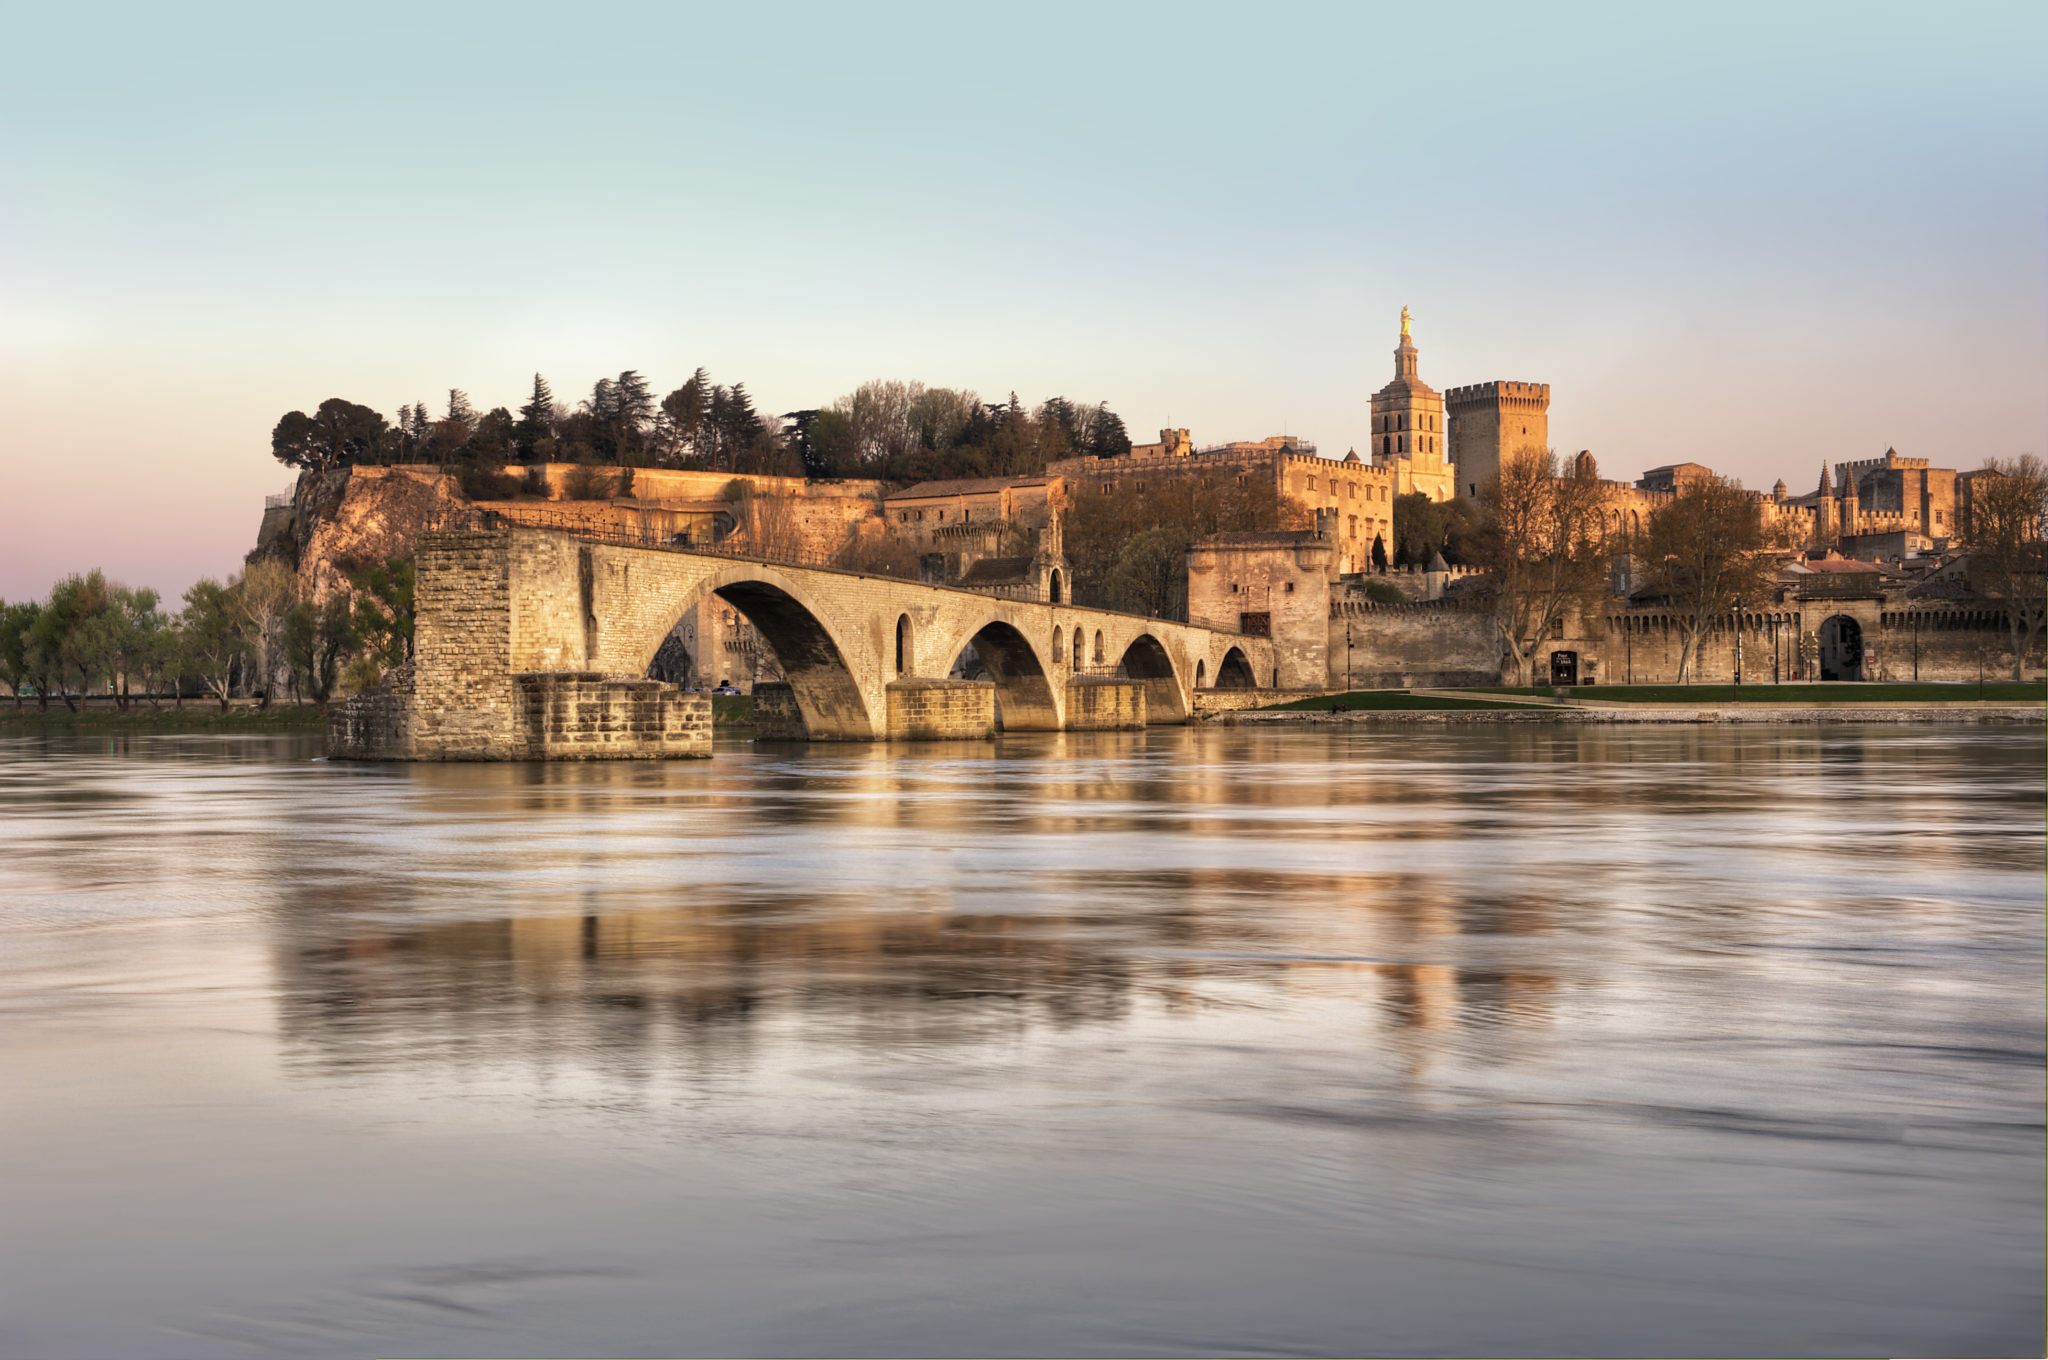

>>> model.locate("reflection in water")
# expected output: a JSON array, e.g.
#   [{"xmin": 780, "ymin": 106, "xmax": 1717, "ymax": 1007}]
[{"xmin": 0, "ymin": 725, "xmax": 2041, "ymax": 1358}]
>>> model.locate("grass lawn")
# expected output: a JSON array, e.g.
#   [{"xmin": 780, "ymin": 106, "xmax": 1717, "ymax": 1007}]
[
  {"xmin": 712, "ymin": 694, "xmax": 755, "ymax": 727},
  {"xmin": 1258, "ymin": 691, "xmax": 1533, "ymax": 712},
  {"xmin": 0, "ymin": 703, "xmax": 327, "ymax": 730},
  {"xmin": 1454, "ymin": 683, "xmax": 2044, "ymax": 705}
]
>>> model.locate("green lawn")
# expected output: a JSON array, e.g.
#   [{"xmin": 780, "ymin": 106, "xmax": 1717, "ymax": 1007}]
[
  {"xmin": 1454, "ymin": 683, "xmax": 2045, "ymax": 705},
  {"xmin": 1257, "ymin": 691, "xmax": 1533, "ymax": 712},
  {"xmin": 712, "ymin": 694, "xmax": 755, "ymax": 727},
  {"xmin": 0, "ymin": 704, "xmax": 327, "ymax": 730}
]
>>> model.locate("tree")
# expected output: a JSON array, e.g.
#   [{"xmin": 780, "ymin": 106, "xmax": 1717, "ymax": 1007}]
[
  {"xmin": 515, "ymin": 373, "xmax": 556, "ymax": 459},
  {"xmin": 352, "ymin": 557, "xmax": 417, "ymax": 670},
  {"xmin": 0, "ymin": 599, "xmax": 38, "ymax": 708},
  {"xmin": 1065, "ymin": 470, "xmax": 1306, "ymax": 616},
  {"xmin": 271, "ymin": 398, "xmax": 390, "ymax": 472},
  {"xmin": 237, "ymin": 561, "xmax": 297, "ymax": 708},
  {"xmin": 1105, "ymin": 527, "xmax": 1189, "ymax": 618},
  {"xmin": 444, "ymin": 389, "xmax": 477, "ymax": 428},
  {"xmin": 179, "ymin": 579, "xmax": 244, "ymax": 711},
  {"xmin": 1392, "ymin": 492, "xmax": 1479, "ymax": 567},
  {"xmin": 1960, "ymin": 454, "xmax": 2048, "ymax": 681},
  {"xmin": 285, "ymin": 592, "xmax": 358, "ymax": 712},
  {"xmin": 1642, "ymin": 476, "xmax": 1776, "ymax": 683},
  {"xmin": 613, "ymin": 370, "xmax": 655, "ymax": 463},
  {"xmin": 1471, "ymin": 448, "xmax": 1610, "ymax": 686},
  {"xmin": 1087, "ymin": 404, "xmax": 1132, "ymax": 459},
  {"xmin": 659, "ymin": 369, "xmax": 710, "ymax": 466}
]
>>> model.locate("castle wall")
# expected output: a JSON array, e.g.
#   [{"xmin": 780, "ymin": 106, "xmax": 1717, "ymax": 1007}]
[
  {"xmin": 1329, "ymin": 600, "xmax": 1500, "ymax": 688},
  {"xmin": 1187, "ymin": 537, "xmax": 1331, "ymax": 688}
]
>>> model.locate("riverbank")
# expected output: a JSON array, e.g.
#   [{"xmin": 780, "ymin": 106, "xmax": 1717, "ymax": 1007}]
[
  {"xmin": 0, "ymin": 703, "xmax": 326, "ymax": 730},
  {"xmin": 1209, "ymin": 705, "xmax": 2044, "ymax": 726}
]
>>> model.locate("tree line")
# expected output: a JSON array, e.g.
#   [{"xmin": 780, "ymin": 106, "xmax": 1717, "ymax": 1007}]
[
  {"xmin": 272, "ymin": 370, "xmax": 1133, "ymax": 489},
  {"xmin": 0, "ymin": 560, "xmax": 415, "ymax": 713}
]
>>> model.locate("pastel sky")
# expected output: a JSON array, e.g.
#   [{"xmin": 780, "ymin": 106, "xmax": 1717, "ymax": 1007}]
[{"xmin": 2, "ymin": 2, "xmax": 2043, "ymax": 603}]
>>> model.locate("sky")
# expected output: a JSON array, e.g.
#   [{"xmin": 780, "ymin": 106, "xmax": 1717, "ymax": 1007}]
[{"xmin": 2, "ymin": 1, "xmax": 2044, "ymax": 602}]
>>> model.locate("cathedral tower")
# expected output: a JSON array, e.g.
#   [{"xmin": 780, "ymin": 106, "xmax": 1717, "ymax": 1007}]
[{"xmin": 1368, "ymin": 308, "xmax": 1454, "ymax": 502}]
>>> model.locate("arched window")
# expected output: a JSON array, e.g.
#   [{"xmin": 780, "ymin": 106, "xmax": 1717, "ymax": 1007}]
[
  {"xmin": 1196, "ymin": 659, "xmax": 1206, "ymax": 688},
  {"xmin": 1073, "ymin": 627, "xmax": 1084, "ymax": 665},
  {"xmin": 1052, "ymin": 628, "xmax": 1064, "ymax": 663},
  {"xmin": 894, "ymin": 614, "xmax": 912, "ymax": 675},
  {"xmin": 1049, "ymin": 569, "xmax": 1062, "ymax": 604},
  {"xmin": 1093, "ymin": 630, "xmax": 1105, "ymax": 664}
]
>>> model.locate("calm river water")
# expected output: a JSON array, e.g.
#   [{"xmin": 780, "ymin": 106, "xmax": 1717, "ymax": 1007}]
[{"xmin": 0, "ymin": 726, "xmax": 2041, "ymax": 1357}]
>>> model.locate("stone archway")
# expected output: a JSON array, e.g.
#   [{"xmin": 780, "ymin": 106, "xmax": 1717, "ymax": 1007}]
[
  {"xmin": 638, "ymin": 572, "xmax": 876, "ymax": 739},
  {"xmin": 940, "ymin": 618, "xmax": 1061, "ymax": 731},
  {"xmin": 1117, "ymin": 633, "xmax": 1187, "ymax": 722},
  {"xmin": 1214, "ymin": 646, "xmax": 1256, "ymax": 690},
  {"xmin": 1819, "ymin": 614, "xmax": 1863, "ymax": 682}
]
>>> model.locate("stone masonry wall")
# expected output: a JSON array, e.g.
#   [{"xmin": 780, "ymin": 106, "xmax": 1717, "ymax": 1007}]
[
  {"xmin": 1329, "ymin": 600, "xmax": 1499, "ymax": 688},
  {"xmin": 411, "ymin": 531, "xmax": 519, "ymax": 757},
  {"xmin": 512, "ymin": 673, "xmax": 710, "ymax": 758},
  {"xmin": 1064, "ymin": 677, "xmax": 1146, "ymax": 729},
  {"xmin": 885, "ymin": 678, "xmax": 996, "ymax": 740}
]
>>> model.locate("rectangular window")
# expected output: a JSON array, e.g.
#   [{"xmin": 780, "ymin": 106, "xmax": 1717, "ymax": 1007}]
[{"xmin": 1238, "ymin": 611, "xmax": 1271, "ymax": 637}]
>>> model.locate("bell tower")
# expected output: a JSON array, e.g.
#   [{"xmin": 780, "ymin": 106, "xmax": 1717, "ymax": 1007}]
[{"xmin": 1368, "ymin": 308, "xmax": 1453, "ymax": 502}]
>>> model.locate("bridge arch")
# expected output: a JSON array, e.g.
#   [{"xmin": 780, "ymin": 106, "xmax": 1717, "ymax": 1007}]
[
  {"xmin": 1117, "ymin": 632, "xmax": 1188, "ymax": 723},
  {"xmin": 634, "ymin": 564, "xmax": 877, "ymax": 740},
  {"xmin": 1214, "ymin": 646, "xmax": 1256, "ymax": 690},
  {"xmin": 932, "ymin": 614, "xmax": 1061, "ymax": 731}
]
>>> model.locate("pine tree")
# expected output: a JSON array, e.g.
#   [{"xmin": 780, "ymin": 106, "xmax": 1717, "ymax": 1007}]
[
  {"xmin": 613, "ymin": 370, "xmax": 655, "ymax": 464},
  {"xmin": 445, "ymin": 389, "xmax": 476, "ymax": 427},
  {"xmin": 515, "ymin": 374, "xmax": 554, "ymax": 457}
]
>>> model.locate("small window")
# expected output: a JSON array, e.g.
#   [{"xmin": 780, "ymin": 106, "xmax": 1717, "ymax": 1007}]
[
  {"xmin": 1307, "ymin": 476, "xmax": 1317, "ymax": 491},
  {"xmin": 1284, "ymin": 581, "xmax": 1295, "ymax": 593},
  {"xmin": 1230, "ymin": 582, "xmax": 1240, "ymax": 593}
]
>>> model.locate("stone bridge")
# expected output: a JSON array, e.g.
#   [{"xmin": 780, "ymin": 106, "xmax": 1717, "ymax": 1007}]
[{"xmin": 331, "ymin": 527, "xmax": 1272, "ymax": 759}]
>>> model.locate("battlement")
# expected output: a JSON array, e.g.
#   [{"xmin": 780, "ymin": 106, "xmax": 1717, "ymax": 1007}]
[
  {"xmin": 1445, "ymin": 381, "xmax": 1550, "ymax": 409},
  {"xmin": 1836, "ymin": 452, "xmax": 1929, "ymax": 476}
]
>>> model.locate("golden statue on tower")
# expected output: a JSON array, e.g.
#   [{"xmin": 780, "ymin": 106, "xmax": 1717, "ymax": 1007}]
[{"xmin": 1400, "ymin": 305, "xmax": 1412, "ymax": 340}]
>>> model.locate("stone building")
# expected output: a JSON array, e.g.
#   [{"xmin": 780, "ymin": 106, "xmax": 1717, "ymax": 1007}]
[
  {"xmin": 1444, "ymin": 380, "xmax": 1551, "ymax": 503},
  {"xmin": 1186, "ymin": 531, "xmax": 1332, "ymax": 689},
  {"xmin": 1048, "ymin": 438, "xmax": 1396, "ymax": 578},
  {"xmin": 1368, "ymin": 309, "xmax": 1456, "ymax": 502}
]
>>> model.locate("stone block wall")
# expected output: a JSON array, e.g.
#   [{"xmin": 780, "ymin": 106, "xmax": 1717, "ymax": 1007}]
[
  {"xmin": 1065, "ymin": 677, "xmax": 1146, "ymax": 729},
  {"xmin": 511, "ymin": 673, "xmax": 710, "ymax": 759},
  {"xmin": 885, "ymin": 678, "xmax": 996, "ymax": 740},
  {"xmin": 750, "ymin": 682, "xmax": 807, "ymax": 740},
  {"xmin": 1330, "ymin": 600, "xmax": 1499, "ymax": 688},
  {"xmin": 412, "ymin": 531, "xmax": 519, "ymax": 757}
]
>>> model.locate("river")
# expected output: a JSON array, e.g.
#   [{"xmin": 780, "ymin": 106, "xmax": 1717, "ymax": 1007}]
[{"xmin": 0, "ymin": 726, "xmax": 2041, "ymax": 1357}]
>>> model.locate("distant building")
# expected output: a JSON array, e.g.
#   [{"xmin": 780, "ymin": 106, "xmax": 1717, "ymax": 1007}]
[{"xmin": 1367, "ymin": 309, "xmax": 1457, "ymax": 502}]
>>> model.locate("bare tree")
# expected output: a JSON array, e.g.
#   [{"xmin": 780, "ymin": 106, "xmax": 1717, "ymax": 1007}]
[
  {"xmin": 1960, "ymin": 454, "xmax": 2048, "ymax": 681},
  {"xmin": 1644, "ymin": 477, "xmax": 1777, "ymax": 683},
  {"xmin": 1472, "ymin": 448, "xmax": 1610, "ymax": 685}
]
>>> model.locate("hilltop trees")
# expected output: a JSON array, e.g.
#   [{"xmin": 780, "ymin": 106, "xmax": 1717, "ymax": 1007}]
[{"xmin": 271, "ymin": 398, "xmax": 392, "ymax": 472}]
